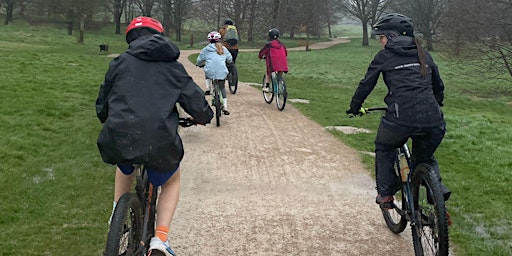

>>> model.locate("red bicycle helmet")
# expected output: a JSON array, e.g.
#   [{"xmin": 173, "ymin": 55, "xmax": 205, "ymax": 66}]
[{"xmin": 125, "ymin": 16, "xmax": 164, "ymax": 35}]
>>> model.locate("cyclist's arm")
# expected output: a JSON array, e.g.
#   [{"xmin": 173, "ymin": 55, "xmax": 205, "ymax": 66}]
[
  {"xmin": 258, "ymin": 44, "xmax": 270, "ymax": 59},
  {"xmin": 175, "ymin": 65, "xmax": 213, "ymax": 124},
  {"xmin": 196, "ymin": 49, "xmax": 206, "ymax": 67},
  {"xmin": 349, "ymin": 54, "xmax": 383, "ymax": 110},
  {"xmin": 429, "ymin": 54, "xmax": 445, "ymax": 106},
  {"xmin": 96, "ymin": 62, "xmax": 117, "ymax": 123},
  {"xmin": 224, "ymin": 47, "xmax": 233, "ymax": 63}
]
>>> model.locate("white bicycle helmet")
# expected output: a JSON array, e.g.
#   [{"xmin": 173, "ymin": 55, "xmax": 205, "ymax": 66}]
[{"xmin": 207, "ymin": 31, "xmax": 221, "ymax": 43}]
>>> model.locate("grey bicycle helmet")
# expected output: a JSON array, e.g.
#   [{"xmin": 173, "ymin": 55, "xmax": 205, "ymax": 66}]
[
  {"xmin": 268, "ymin": 28, "xmax": 280, "ymax": 40},
  {"xmin": 371, "ymin": 13, "xmax": 414, "ymax": 37}
]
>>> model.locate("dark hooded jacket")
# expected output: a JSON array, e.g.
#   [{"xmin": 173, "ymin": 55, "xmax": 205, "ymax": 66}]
[
  {"xmin": 350, "ymin": 36, "xmax": 445, "ymax": 127},
  {"xmin": 96, "ymin": 34, "xmax": 213, "ymax": 172}
]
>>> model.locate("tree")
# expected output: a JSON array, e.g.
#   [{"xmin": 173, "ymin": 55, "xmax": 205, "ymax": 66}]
[
  {"xmin": 3, "ymin": 0, "xmax": 15, "ymax": 25},
  {"xmin": 442, "ymin": 0, "xmax": 512, "ymax": 80},
  {"xmin": 391, "ymin": 0, "xmax": 445, "ymax": 50},
  {"xmin": 112, "ymin": 0, "xmax": 127, "ymax": 34},
  {"xmin": 338, "ymin": 0, "xmax": 393, "ymax": 46}
]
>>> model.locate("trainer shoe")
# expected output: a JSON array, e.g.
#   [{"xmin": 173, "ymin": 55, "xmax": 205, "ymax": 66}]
[
  {"xmin": 376, "ymin": 194, "xmax": 394, "ymax": 210},
  {"xmin": 147, "ymin": 237, "xmax": 176, "ymax": 256},
  {"xmin": 205, "ymin": 90, "xmax": 211, "ymax": 96},
  {"xmin": 263, "ymin": 86, "xmax": 270, "ymax": 93},
  {"xmin": 222, "ymin": 109, "xmax": 230, "ymax": 115}
]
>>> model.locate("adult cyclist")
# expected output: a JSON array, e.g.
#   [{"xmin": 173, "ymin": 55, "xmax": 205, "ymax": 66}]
[{"xmin": 346, "ymin": 13, "xmax": 451, "ymax": 209}]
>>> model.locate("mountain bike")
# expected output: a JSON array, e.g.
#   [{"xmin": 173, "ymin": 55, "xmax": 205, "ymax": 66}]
[
  {"xmin": 104, "ymin": 117, "xmax": 196, "ymax": 256},
  {"xmin": 227, "ymin": 62, "xmax": 238, "ymax": 94},
  {"xmin": 262, "ymin": 71, "xmax": 287, "ymax": 111},
  {"xmin": 351, "ymin": 107, "xmax": 449, "ymax": 256}
]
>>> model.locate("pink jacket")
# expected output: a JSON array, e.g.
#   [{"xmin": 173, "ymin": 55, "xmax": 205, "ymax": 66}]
[{"xmin": 258, "ymin": 40, "xmax": 288, "ymax": 73}]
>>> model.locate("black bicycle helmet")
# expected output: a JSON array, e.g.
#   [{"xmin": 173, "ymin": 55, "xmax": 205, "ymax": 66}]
[
  {"xmin": 268, "ymin": 28, "xmax": 280, "ymax": 40},
  {"xmin": 371, "ymin": 13, "xmax": 414, "ymax": 37},
  {"xmin": 224, "ymin": 18, "xmax": 234, "ymax": 25}
]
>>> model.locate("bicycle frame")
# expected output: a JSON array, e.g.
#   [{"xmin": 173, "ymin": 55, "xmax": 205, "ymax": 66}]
[
  {"xmin": 270, "ymin": 72, "xmax": 279, "ymax": 94},
  {"xmin": 134, "ymin": 165, "xmax": 158, "ymax": 254},
  {"xmin": 395, "ymin": 144, "xmax": 420, "ymax": 226}
]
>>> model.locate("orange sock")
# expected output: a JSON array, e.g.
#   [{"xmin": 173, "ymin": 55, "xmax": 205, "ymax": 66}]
[{"xmin": 155, "ymin": 226, "xmax": 169, "ymax": 242}]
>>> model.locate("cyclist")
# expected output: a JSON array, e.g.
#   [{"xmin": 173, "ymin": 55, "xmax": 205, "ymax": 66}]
[
  {"xmin": 196, "ymin": 31, "xmax": 233, "ymax": 115},
  {"xmin": 345, "ymin": 13, "xmax": 451, "ymax": 209},
  {"xmin": 218, "ymin": 18, "xmax": 239, "ymax": 63},
  {"xmin": 258, "ymin": 28, "xmax": 288, "ymax": 93},
  {"xmin": 96, "ymin": 16, "xmax": 213, "ymax": 256}
]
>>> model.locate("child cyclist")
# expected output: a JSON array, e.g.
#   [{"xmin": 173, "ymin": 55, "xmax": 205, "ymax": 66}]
[
  {"xmin": 196, "ymin": 31, "xmax": 233, "ymax": 115},
  {"xmin": 258, "ymin": 28, "xmax": 288, "ymax": 92},
  {"xmin": 346, "ymin": 13, "xmax": 451, "ymax": 209},
  {"xmin": 96, "ymin": 16, "xmax": 213, "ymax": 256}
]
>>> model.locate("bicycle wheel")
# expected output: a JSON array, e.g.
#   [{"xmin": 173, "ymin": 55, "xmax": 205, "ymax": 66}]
[
  {"xmin": 214, "ymin": 84, "xmax": 221, "ymax": 127},
  {"xmin": 275, "ymin": 75, "xmax": 287, "ymax": 111},
  {"xmin": 381, "ymin": 187, "xmax": 408, "ymax": 233},
  {"xmin": 227, "ymin": 63, "xmax": 238, "ymax": 94},
  {"xmin": 105, "ymin": 193, "xmax": 143, "ymax": 256},
  {"xmin": 411, "ymin": 163, "xmax": 449, "ymax": 256},
  {"xmin": 262, "ymin": 74, "xmax": 273, "ymax": 104},
  {"xmin": 381, "ymin": 158, "xmax": 408, "ymax": 233}
]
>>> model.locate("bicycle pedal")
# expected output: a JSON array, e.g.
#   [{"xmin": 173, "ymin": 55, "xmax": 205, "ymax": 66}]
[{"xmin": 379, "ymin": 202, "xmax": 395, "ymax": 210}]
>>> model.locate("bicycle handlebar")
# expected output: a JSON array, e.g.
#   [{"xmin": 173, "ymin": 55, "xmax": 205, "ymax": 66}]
[
  {"xmin": 348, "ymin": 107, "xmax": 387, "ymax": 118},
  {"xmin": 178, "ymin": 117, "xmax": 197, "ymax": 127},
  {"xmin": 363, "ymin": 107, "xmax": 387, "ymax": 112}
]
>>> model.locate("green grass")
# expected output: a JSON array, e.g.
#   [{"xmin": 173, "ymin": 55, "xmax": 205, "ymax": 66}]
[{"xmin": 1, "ymin": 21, "xmax": 511, "ymax": 255}]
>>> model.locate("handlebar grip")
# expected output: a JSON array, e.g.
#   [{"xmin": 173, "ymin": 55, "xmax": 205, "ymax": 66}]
[{"xmin": 178, "ymin": 118, "xmax": 196, "ymax": 127}]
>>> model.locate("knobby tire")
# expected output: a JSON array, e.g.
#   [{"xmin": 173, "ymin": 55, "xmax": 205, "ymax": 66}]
[
  {"xmin": 228, "ymin": 63, "xmax": 238, "ymax": 94},
  {"xmin": 105, "ymin": 193, "xmax": 143, "ymax": 256},
  {"xmin": 381, "ymin": 158, "xmax": 408, "ymax": 233},
  {"xmin": 411, "ymin": 163, "xmax": 449, "ymax": 256},
  {"xmin": 214, "ymin": 85, "xmax": 221, "ymax": 127}
]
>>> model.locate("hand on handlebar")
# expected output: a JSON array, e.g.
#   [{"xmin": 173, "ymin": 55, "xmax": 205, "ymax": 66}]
[{"xmin": 346, "ymin": 107, "xmax": 367, "ymax": 117}]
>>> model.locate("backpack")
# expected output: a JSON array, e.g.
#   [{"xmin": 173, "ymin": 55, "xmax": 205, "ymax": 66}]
[{"xmin": 224, "ymin": 25, "xmax": 239, "ymax": 46}]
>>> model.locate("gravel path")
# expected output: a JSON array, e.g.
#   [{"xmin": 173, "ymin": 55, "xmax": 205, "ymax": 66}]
[{"xmin": 170, "ymin": 38, "xmax": 414, "ymax": 255}]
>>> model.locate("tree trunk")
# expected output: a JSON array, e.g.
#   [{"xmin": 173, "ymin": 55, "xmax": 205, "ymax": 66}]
[
  {"xmin": 66, "ymin": 8, "xmax": 74, "ymax": 35},
  {"xmin": 4, "ymin": 0, "xmax": 14, "ymax": 25},
  {"xmin": 362, "ymin": 21, "xmax": 369, "ymax": 46},
  {"xmin": 78, "ymin": 14, "xmax": 86, "ymax": 43},
  {"xmin": 247, "ymin": 0, "xmax": 257, "ymax": 42},
  {"xmin": 114, "ymin": 0, "xmax": 123, "ymax": 34}
]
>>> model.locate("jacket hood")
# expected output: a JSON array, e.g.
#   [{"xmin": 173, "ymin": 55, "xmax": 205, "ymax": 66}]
[
  {"xmin": 204, "ymin": 43, "xmax": 218, "ymax": 52},
  {"xmin": 385, "ymin": 36, "xmax": 417, "ymax": 57},
  {"xmin": 269, "ymin": 40, "xmax": 284, "ymax": 49},
  {"xmin": 127, "ymin": 34, "xmax": 180, "ymax": 61}
]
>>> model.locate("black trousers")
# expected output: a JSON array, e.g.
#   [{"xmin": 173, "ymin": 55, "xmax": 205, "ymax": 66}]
[
  {"xmin": 374, "ymin": 118, "xmax": 446, "ymax": 196},
  {"xmin": 227, "ymin": 48, "xmax": 238, "ymax": 63}
]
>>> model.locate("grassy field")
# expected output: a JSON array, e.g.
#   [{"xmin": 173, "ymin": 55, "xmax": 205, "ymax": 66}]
[{"xmin": 0, "ymin": 21, "xmax": 511, "ymax": 255}]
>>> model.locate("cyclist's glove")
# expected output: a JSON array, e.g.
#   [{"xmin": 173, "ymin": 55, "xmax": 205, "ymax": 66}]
[{"xmin": 346, "ymin": 107, "xmax": 366, "ymax": 116}]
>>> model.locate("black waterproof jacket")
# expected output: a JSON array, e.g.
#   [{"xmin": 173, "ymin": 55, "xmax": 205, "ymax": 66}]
[
  {"xmin": 96, "ymin": 34, "xmax": 213, "ymax": 173},
  {"xmin": 350, "ymin": 36, "xmax": 445, "ymax": 127}
]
